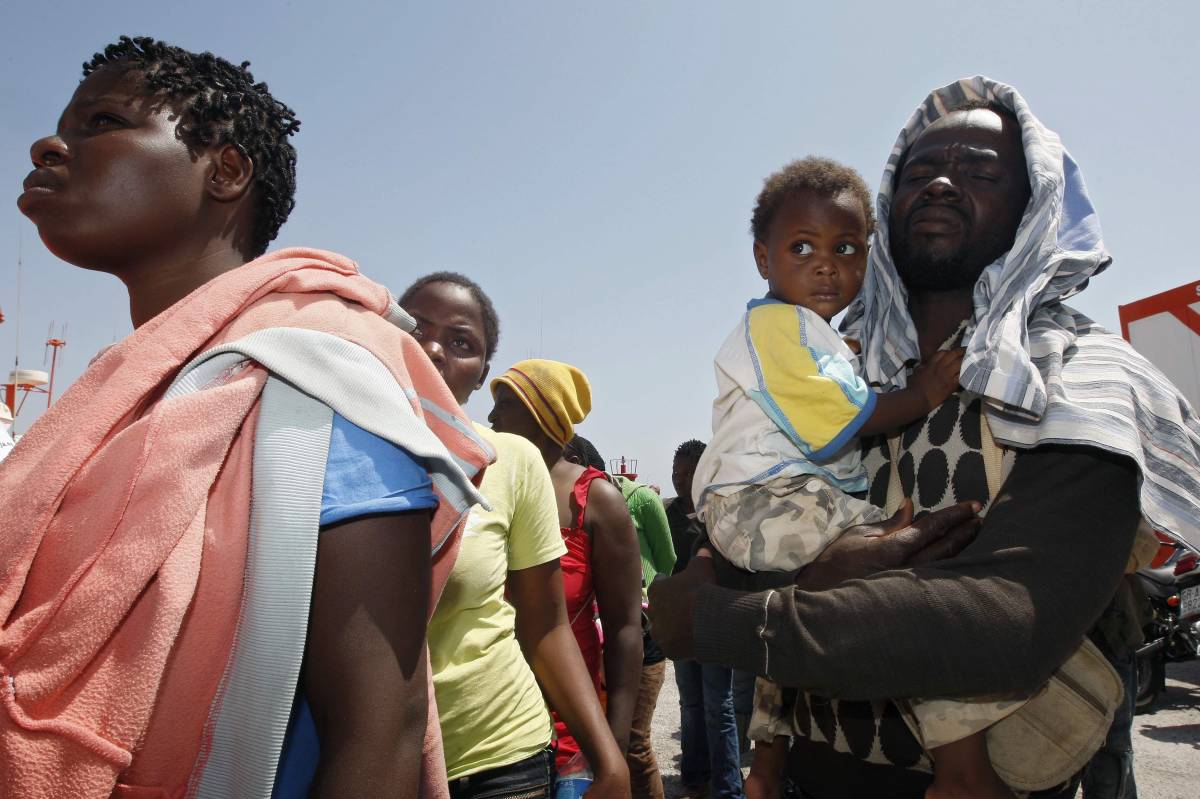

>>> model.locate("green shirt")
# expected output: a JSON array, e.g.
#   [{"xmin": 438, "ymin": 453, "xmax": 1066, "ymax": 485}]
[{"xmin": 612, "ymin": 475, "xmax": 676, "ymax": 597}]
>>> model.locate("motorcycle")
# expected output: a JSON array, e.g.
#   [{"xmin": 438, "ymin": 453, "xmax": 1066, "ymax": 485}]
[{"xmin": 1133, "ymin": 530, "xmax": 1200, "ymax": 712}]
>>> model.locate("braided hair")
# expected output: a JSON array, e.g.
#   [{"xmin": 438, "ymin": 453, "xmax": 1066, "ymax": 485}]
[
  {"xmin": 83, "ymin": 36, "xmax": 300, "ymax": 256},
  {"xmin": 564, "ymin": 435, "xmax": 606, "ymax": 472},
  {"xmin": 399, "ymin": 272, "xmax": 501, "ymax": 362}
]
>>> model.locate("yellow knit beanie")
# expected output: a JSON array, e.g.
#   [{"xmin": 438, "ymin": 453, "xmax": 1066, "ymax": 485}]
[{"xmin": 490, "ymin": 359, "xmax": 592, "ymax": 447}]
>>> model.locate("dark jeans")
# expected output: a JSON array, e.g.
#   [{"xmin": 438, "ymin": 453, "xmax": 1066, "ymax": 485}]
[
  {"xmin": 449, "ymin": 748, "xmax": 556, "ymax": 799},
  {"xmin": 732, "ymin": 669, "xmax": 755, "ymax": 718},
  {"xmin": 1081, "ymin": 647, "xmax": 1139, "ymax": 798},
  {"xmin": 732, "ymin": 669, "xmax": 756, "ymax": 752},
  {"xmin": 674, "ymin": 658, "xmax": 745, "ymax": 798}
]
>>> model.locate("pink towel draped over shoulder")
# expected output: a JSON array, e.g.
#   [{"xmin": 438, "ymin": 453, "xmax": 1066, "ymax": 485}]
[{"xmin": 0, "ymin": 248, "xmax": 489, "ymax": 799}]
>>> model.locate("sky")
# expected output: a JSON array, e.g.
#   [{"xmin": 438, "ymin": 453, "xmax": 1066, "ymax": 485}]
[{"xmin": 2, "ymin": 0, "xmax": 1197, "ymax": 491}]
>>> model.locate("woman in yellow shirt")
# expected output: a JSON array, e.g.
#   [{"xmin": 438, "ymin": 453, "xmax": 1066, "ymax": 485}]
[{"xmin": 400, "ymin": 273, "xmax": 629, "ymax": 799}]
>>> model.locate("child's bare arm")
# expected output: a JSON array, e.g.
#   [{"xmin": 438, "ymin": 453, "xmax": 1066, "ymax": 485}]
[{"xmin": 859, "ymin": 348, "xmax": 964, "ymax": 437}]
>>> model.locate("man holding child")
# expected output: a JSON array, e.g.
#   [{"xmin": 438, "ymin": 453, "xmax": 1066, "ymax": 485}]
[{"xmin": 651, "ymin": 77, "xmax": 1200, "ymax": 798}]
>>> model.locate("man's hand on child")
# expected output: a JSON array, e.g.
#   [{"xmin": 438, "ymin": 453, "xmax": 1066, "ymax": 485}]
[
  {"xmin": 646, "ymin": 549, "xmax": 716, "ymax": 660},
  {"xmin": 793, "ymin": 499, "xmax": 982, "ymax": 592},
  {"xmin": 648, "ymin": 501, "xmax": 981, "ymax": 657},
  {"xmin": 910, "ymin": 347, "xmax": 966, "ymax": 411}
]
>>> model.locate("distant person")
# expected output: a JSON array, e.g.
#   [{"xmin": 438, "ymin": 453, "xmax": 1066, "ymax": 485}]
[
  {"xmin": 489, "ymin": 361, "xmax": 644, "ymax": 796},
  {"xmin": 399, "ymin": 274, "xmax": 630, "ymax": 799},
  {"xmin": 652, "ymin": 77, "xmax": 1200, "ymax": 798},
  {"xmin": 566, "ymin": 434, "xmax": 676, "ymax": 799},
  {"xmin": 2, "ymin": 36, "xmax": 490, "ymax": 798},
  {"xmin": 664, "ymin": 439, "xmax": 745, "ymax": 799},
  {"xmin": 665, "ymin": 441, "xmax": 708, "ymax": 574}
]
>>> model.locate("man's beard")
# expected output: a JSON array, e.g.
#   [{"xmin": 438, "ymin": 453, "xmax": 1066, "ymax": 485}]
[
  {"xmin": 890, "ymin": 225, "xmax": 1013, "ymax": 293},
  {"xmin": 892, "ymin": 242, "xmax": 983, "ymax": 292}
]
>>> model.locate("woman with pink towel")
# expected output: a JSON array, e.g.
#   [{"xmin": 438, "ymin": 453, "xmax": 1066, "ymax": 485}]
[{"xmin": 2, "ymin": 36, "xmax": 488, "ymax": 798}]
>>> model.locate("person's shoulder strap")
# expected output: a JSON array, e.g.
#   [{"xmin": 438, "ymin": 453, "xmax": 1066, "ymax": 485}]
[{"xmin": 572, "ymin": 466, "xmax": 610, "ymax": 530}]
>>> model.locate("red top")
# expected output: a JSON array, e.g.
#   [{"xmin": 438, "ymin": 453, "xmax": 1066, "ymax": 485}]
[{"xmin": 553, "ymin": 466, "xmax": 608, "ymax": 770}]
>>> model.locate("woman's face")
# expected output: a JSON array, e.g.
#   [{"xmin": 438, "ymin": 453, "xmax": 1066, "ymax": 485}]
[
  {"xmin": 17, "ymin": 66, "xmax": 212, "ymax": 273},
  {"xmin": 403, "ymin": 281, "xmax": 490, "ymax": 406}
]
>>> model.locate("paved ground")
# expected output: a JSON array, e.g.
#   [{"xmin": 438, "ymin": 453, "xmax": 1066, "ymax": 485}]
[
  {"xmin": 648, "ymin": 660, "xmax": 1200, "ymax": 798},
  {"xmin": 648, "ymin": 660, "xmax": 697, "ymax": 799},
  {"xmin": 1129, "ymin": 658, "xmax": 1200, "ymax": 799}
]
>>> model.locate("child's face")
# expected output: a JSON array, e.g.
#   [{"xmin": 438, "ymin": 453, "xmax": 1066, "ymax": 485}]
[
  {"xmin": 17, "ymin": 66, "xmax": 212, "ymax": 272},
  {"xmin": 753, "ymin": 189, "xmax": 869, "ymax": 321}
]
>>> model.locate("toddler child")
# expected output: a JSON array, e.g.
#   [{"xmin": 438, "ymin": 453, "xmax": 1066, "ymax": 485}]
[{"xmin": 696, "ymin": 157, "xmax": 1014, "ymax": 799}]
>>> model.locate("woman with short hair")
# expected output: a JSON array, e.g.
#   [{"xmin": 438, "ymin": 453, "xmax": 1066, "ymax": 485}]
[{"xmin": 401, "ymin": 275, "xmax": 631, "ymax": 799}]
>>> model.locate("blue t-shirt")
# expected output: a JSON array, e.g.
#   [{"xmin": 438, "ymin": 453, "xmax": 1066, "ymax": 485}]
[{"xmin": 273, "ymin": 413, "xmax": 438, "ymax": 798}]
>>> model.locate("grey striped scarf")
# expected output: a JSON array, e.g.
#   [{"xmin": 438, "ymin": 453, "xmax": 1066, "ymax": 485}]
[{"xmin": 842, "ymin": 76, "xmax": 1200, "ymax": 547}]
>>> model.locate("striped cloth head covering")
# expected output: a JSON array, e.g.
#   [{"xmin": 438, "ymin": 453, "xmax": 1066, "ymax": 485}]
[
  {"xmin": 491, "ymin": 359, "xmax": 592, "ymax": 447},
  {"xmin": 842, "ymin": 76, "xmax": 1200, "ymax": 547}
]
